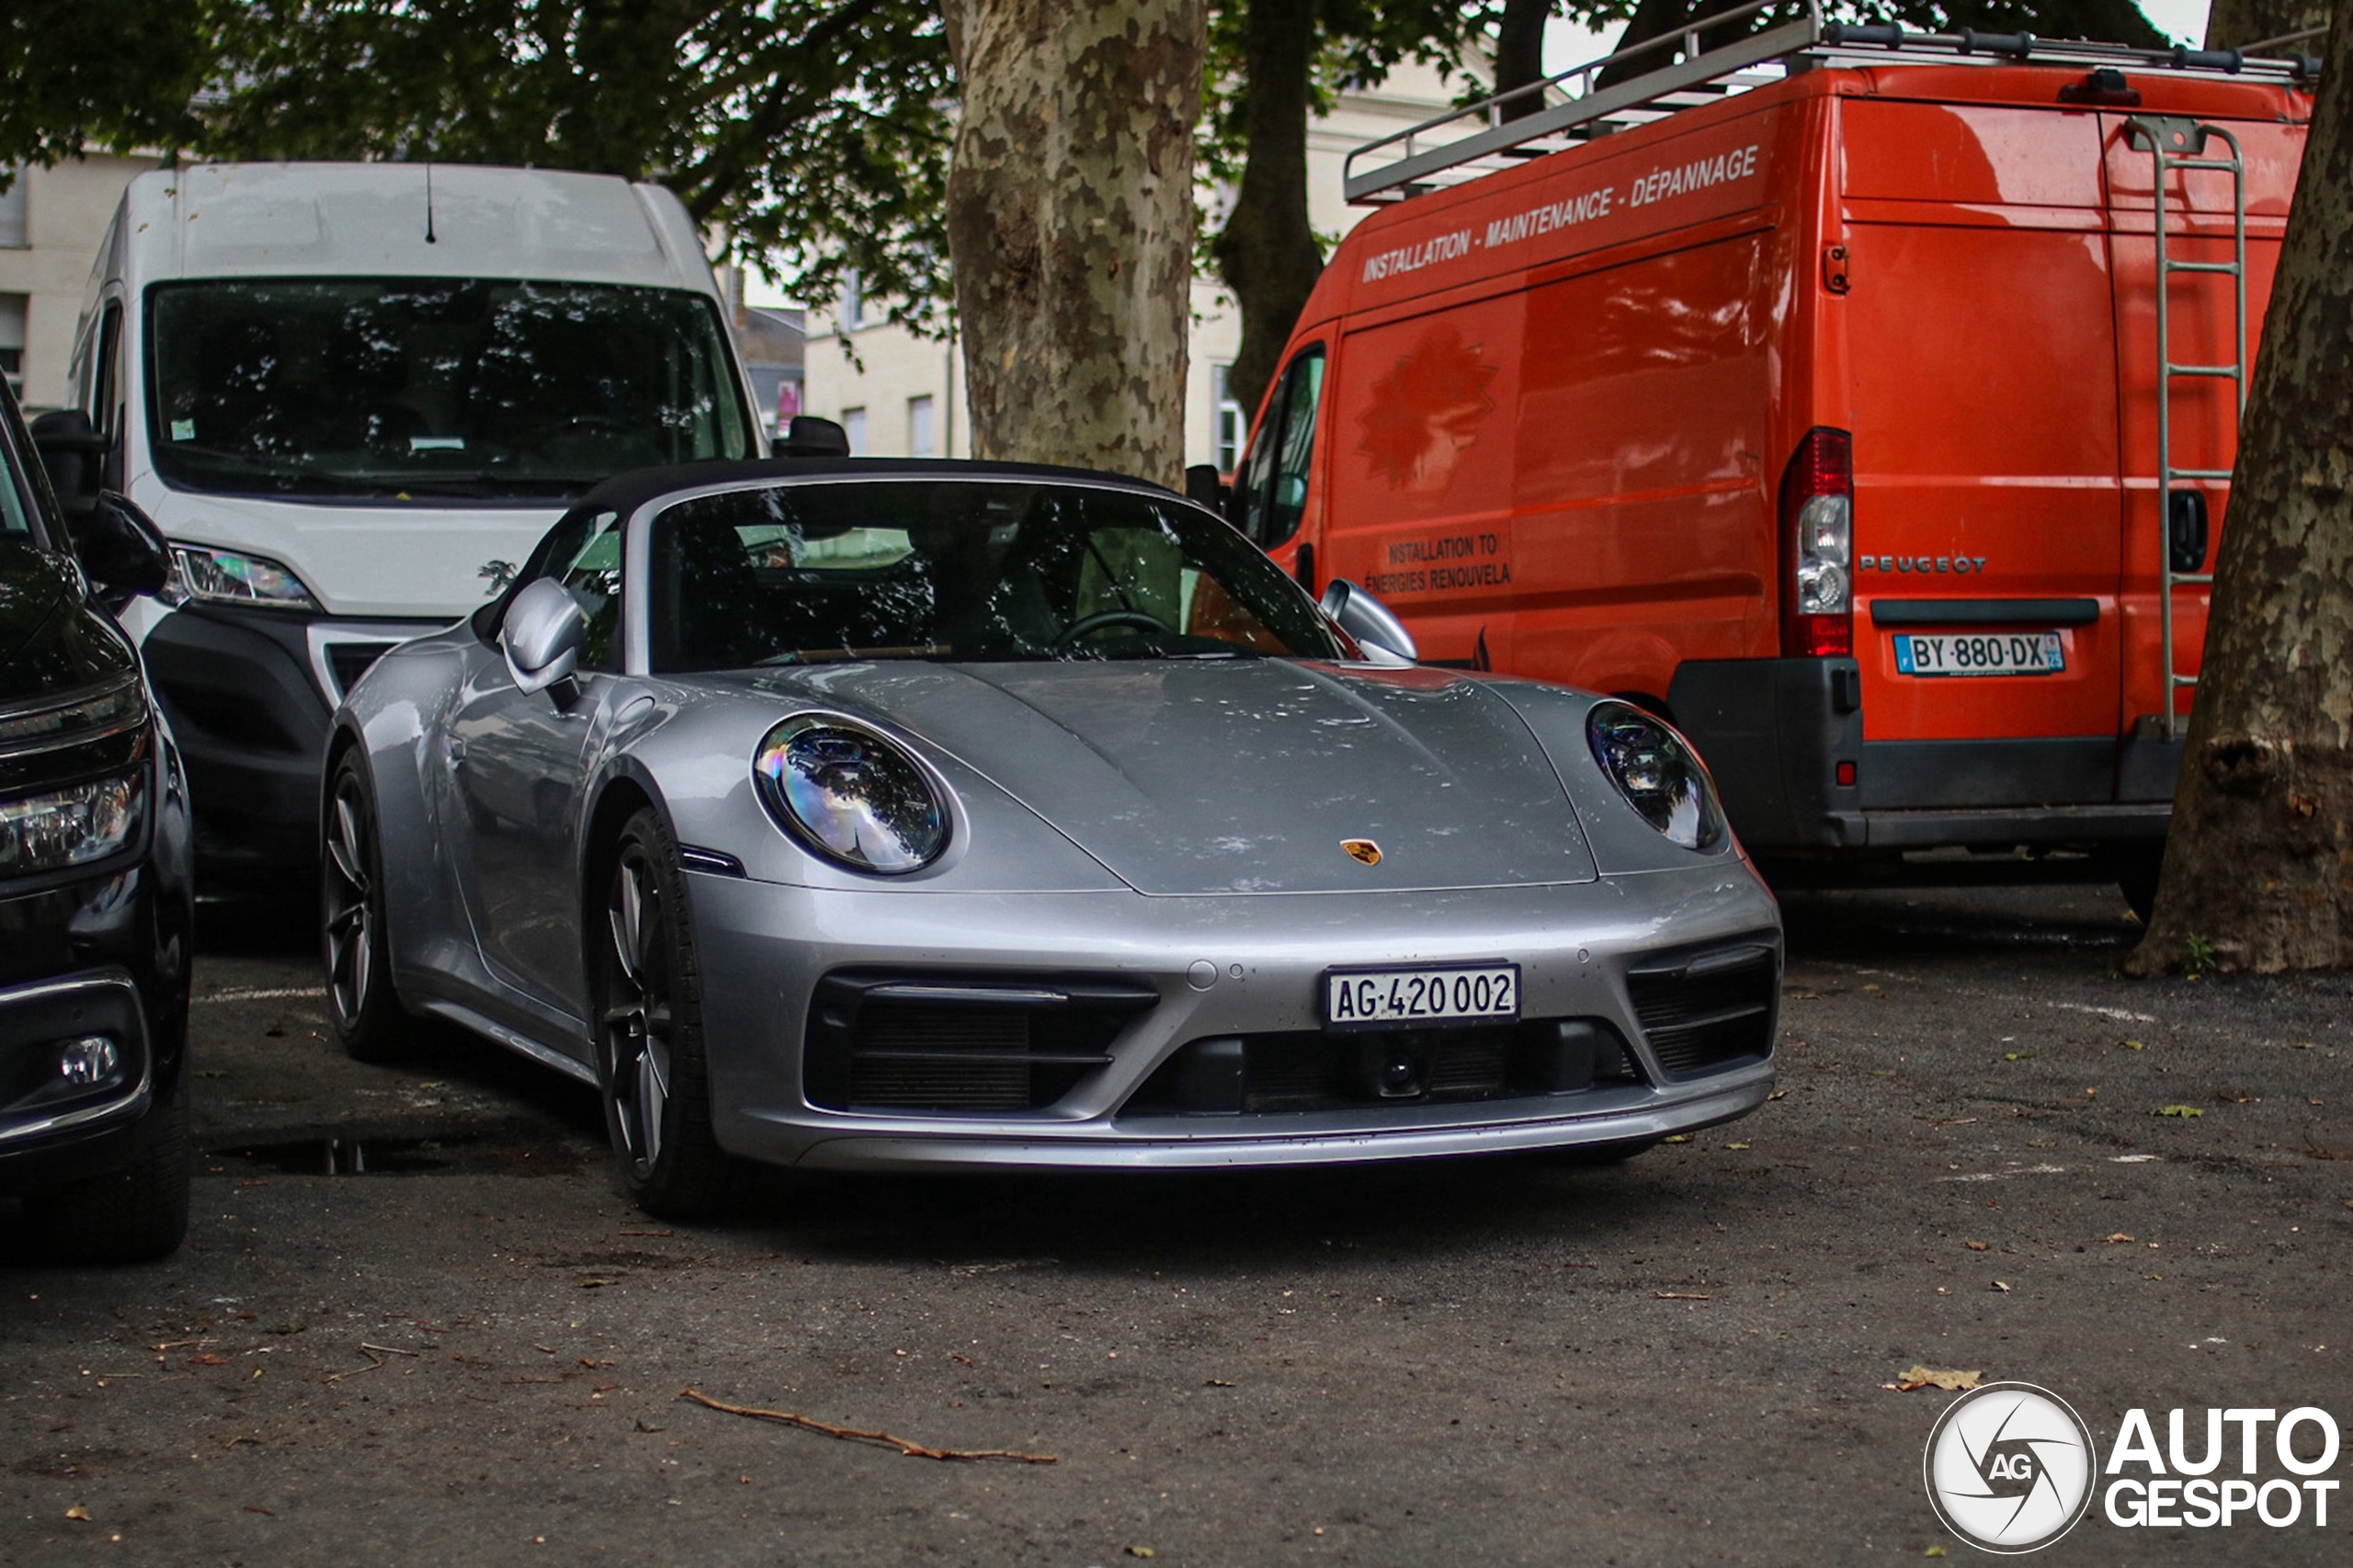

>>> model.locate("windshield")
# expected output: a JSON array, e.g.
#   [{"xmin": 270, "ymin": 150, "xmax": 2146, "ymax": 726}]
[
  {"xmin": 146, "ymin": 278, "xmax": 753, "ymax": 501},
  {"xmin": 647, "ymin": 480, "xmax": 1352, "ymax": 672}
]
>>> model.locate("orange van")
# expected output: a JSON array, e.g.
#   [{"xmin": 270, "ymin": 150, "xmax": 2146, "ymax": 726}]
[{"xmin": 1230, "ymin": 17, "xmax": 2314, "ymax": 905}]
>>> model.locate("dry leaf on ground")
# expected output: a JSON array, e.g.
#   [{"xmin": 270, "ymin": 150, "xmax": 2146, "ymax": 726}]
[
  {"xmin": 2153, "ymin": 1105, "xmax": 2204, "ymax": 1119},
  {"xmin": 1890, "ymin": 1366, "xmax": 1982, "ymax": 1392}
]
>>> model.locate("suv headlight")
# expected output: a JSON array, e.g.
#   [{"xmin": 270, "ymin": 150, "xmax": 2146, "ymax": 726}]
[
  {"xmin": 1586, "ymin": 700, "xmax": 1725, "ymax": 852},
  {"xmin": 166, "ymin": 545, "xmax": 321, "ymax": 609},
  {"xmin": 754, "ymin": 715, "xmax": 948, "ymax": 874},
  {"xmin": 0, "ymin": 771, "xmax": 145, "ymax": 874}
]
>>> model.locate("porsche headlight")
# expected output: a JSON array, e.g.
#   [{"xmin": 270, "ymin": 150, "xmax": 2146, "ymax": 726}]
[
  {"xmin": 1586, "ymin": 701, "xmax": 1724, "ymax": 852},
  {"xmin": 166, "ymin": 545, "xmax": 321, "ymax": 610},
  {"xmin": 754, "ymin": 716, "xmax": 947, "ymax": 874},
  {"xmin": 0, "ymin": 771, "xmax": 145, "ymax": 875}
]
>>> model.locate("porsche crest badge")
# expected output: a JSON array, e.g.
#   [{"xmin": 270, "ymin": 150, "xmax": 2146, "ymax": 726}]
[{"xmin": 1342, "ymin": 839, "xmax": 1382, "ymax": 867}]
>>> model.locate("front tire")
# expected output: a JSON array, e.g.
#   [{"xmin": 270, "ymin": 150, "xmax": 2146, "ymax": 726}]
[
  {"xmin": 28, "ymin": 1087, "xmax": 191, "ymax": 1264},
  {"xmin": 322, "ymin": 752, "xmax": 408, "ymax": 1063},
  {"xmin": 597, "ymin": 808, "xmax": 732, "ymax": 1220}
]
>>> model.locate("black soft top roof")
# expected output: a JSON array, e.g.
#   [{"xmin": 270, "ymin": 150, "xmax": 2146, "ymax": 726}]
[
  {"xmin": 470, "ymin": 458, "xmax": 1193, "ymax": 642},
  {"xmin": 568, "ymin": 456, "xmax": 1178, "ymax": 521}
]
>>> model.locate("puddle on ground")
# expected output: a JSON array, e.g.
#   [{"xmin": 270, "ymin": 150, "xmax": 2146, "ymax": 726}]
[{"xmin": 206, "ymin": 1130, "xmax": 588, "ymax": 1177}]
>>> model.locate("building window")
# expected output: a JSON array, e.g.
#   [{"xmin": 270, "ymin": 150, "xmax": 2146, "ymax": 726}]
[
  {"xmin": 842, "ymin": 406, "xmax": 867, "ymax": 456},
  {"xmin": 838, "ymin": 271, "xmax": 865, "ymax": 333},
  {"xmin": 1212, "ymin": 364, "xmax": 1244, "ymax": 475},
  {"xmin": 0, "ymin": 171, "xmax": 26, "ymax": 249},
  {"xmin": 0, "ymin": 295, "xmax": 27, "ymax": 399},
  {"xmin": 907, "ymin": 394, "xmax": 936, "ymax": 458}
]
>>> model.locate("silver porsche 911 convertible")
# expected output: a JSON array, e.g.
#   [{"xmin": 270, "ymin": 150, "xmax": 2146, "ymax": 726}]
[{"xmin": 323, "ymin": 459, "xmax": 1779, "ymax": 1215}]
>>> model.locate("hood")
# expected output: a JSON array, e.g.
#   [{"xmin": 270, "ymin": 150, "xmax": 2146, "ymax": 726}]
[
  {"xmin": 0, "ymin": 539, "xmax": 137, "ymax": 708},
  {"xmin": 739, "ymin": 659, "xmax": 1598, "ymax": 896},
  {"xmin": 135, "ymin": 489, "xmax": 563, "ymax": 619}
]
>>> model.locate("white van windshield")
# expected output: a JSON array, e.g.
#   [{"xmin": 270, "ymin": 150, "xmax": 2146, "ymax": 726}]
[{"xmin": 145, "ymin": 279, "xmax": 753, "ymax": 501}]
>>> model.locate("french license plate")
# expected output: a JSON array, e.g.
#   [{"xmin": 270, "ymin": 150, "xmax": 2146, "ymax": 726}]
[
  {"xmin": 1893, "ymin": 631, "xmax": 2065, "ymax": 677},
  {"xmin": 1324, "ymin": 964, "xmax": 1520, "ymax": 1030}
]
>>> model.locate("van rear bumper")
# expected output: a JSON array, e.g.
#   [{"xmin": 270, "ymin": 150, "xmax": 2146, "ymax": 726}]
[{"xmin": 1669, "ymin": 657, "xmax": 2172, "ymax": 855}]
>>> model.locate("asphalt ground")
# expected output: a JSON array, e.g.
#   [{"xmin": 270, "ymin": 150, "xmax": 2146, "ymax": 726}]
[{"xmin": 3, "ymin": 881, "xmax": 2349, "ymax": 1565}]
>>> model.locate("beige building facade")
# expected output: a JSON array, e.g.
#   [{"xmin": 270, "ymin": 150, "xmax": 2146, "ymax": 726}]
[
  {"xmin": 0, "ymin": 154, "xmax": 159, "ymax": 412},
  {"xmin": 802, "ymin": 61, "xmax": 1472, "ymax": 473}
]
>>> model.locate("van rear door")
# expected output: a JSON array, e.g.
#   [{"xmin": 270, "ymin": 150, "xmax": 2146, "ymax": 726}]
[{"xmin": 1839, "ymin": 98, "xmax": 2125, "ymax": 810}]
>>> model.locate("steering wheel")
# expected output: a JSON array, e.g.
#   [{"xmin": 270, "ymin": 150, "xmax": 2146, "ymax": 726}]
[{"xmin": 1053, "ymin": 608, "xmax": 1175, "ymax": 649}]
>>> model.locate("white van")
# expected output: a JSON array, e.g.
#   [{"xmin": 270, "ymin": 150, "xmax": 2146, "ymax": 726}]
[{"xmin": 66, "ymin": 163, "xmax": 762, "ymax": 882}]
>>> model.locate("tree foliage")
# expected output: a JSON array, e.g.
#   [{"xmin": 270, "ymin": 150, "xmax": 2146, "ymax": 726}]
[{"xmin": 0, "ymin": 0, "xmax": 220, "ymax": 182}]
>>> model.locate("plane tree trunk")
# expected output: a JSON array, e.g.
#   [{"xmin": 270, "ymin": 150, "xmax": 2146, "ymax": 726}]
[
  {"xmin": 1492, "ymin": 0, "xmax": 1556, "ymax": 120},
  {"xmin": 2128, "ymin": 0, "xmax": 2353, "ymax": 975},
  {"xmin": 1211, "ymin": 0, "xmax": 1322, "ymax": 426},
  {"xmin": 943, "ymin": 0, "xmax": 1206, "ymax": 487}
]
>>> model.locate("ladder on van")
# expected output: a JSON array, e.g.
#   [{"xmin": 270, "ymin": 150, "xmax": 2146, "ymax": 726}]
[
  {"xmin": 1344, "ymin": 5, "xmax": 2320, "ymax": 205},
  {"xmin": 2123, "ymin": 117, "xmax": 2246, "ymax": 743}
]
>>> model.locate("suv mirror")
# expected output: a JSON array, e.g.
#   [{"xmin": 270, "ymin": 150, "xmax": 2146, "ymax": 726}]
[
  {"xmin": 1320, "ymin": 578, "xmax": 1417, "ymax": 665},
  {"xmin": 500, "ymin": 578, "xmax": 586, "ymax": 702},
  {"xmin": 75, "ymin": 493, "xmax": 171, "ymax": 611},
  {"xmin": 28, "ymin": 409, "xmax": 108, "ymax": 523}
]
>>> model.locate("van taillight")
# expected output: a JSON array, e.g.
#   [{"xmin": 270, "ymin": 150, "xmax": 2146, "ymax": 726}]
[{"xmin": 1779, "ymin": 426, "xmax": 1853, "ymax": 658}]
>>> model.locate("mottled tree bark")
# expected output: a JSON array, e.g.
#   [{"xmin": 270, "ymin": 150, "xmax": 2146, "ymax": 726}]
[
  {"xmin": 1211, "ymin": 0, "xmax": 1321, "ymax": 424},
  {"xmin": 2129, "ymin": 0, "xmax": 2353, "ymax": 976},
  {"xmin": 1492, "ymin": 0, "xmax": 1555, "ymax": 121},
  {"xmin": 944, "ymin": 0, "xmax": 1205, "ymax": 488},
  {"xmin": 2207, "ymin": 0, "xmax": 2331, "ymax": 49}
]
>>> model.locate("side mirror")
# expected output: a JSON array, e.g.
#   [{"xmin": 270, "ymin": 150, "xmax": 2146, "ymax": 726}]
[
  {"xmin": 1183, "ymin": 463, "xmax": 1229, "ymax": 514},
  {"xmin": 1320, "ymin": 578, "xmax": 1418, "ymax": 666},
  {"xmin": 779, "ymin": 415, "xmax": 851, "ymax": 458},
  {"xmin": 75, "ymin": 493, "xmax": 171, "ymax": 611},
  {"xmin": 28, "ymin": 409, "xmax": 109, "ymax": 523},
  {"xmin": 501, "ymin": 578, "xmax": 586, "ymax": 701}
]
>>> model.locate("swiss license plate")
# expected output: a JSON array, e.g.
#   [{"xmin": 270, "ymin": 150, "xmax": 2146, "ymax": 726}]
[
  {"xmin": 1893, "ymin": 631, "xmax": 2066, "ymax": 677},
  {"xmin": 1324, "ymin": 964, "xmax": 1520, "ymax": 1030}
]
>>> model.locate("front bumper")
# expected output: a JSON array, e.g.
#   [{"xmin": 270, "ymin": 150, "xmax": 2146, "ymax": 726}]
[
  {"xmin": 687, "ymin": 861, "xmax": 1780, "ymax": 1172},
  {"xmin": 142, "ymin": 603, "xmax": 444, "ymax": 878},
  {"xmin": 0, "ymin": 737, "xmax": 194, "ymax": 1192}
]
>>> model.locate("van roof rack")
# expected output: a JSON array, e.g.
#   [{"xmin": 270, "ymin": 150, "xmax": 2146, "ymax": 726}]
[{"xmin": 1344, "ymin": 0, "xmax": 2325, "ymax": 205}]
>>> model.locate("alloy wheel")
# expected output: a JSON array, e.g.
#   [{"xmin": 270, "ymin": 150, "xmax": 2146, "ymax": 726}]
[
  {"xmin": 323, "ymin": 776, "xmax": 375, "ymax": 1026},
  {"xmin": 602, "ymin": 846, "xmax": 675, "ymax": 1174}
]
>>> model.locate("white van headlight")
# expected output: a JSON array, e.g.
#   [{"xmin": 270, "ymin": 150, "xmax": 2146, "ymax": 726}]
[{"xmin": 166, "ymin": 546, "xmax": 321, "ymax": 610}]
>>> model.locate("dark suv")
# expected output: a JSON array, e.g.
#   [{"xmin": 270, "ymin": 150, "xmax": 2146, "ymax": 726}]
[{"xmin": 1, "ymin": 379, "xmax": 192, "ymax": 1262}]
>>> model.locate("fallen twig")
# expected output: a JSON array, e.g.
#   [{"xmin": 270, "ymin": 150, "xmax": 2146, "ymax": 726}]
[
  {"xmin": 359, "ymin": 1343, "xmax": 421, "ymax": 1358},
  {"xmin": 1654, "ymin": 1291, "xmax": 1711, "ymax": 1301},
  {"xmin": 680, "ymin": 1388, "xmax": 1056, "ymax": 1463}
]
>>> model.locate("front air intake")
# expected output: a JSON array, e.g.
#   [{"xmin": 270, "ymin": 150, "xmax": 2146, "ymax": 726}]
[
  {"xmin": 803, "ymin": 971, "xmax": 1157, "ymax": 1115},
  {"xmin": 1624, "ymin": 941, "xmax": 1779, "ymax": 1078}
]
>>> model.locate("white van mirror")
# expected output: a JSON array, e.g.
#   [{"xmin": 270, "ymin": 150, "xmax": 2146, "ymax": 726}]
[
  {"xmin": 501, "ymin": 579, "xmax": 586, "ymax": 702},
  {"xmin": 1320, "ymin": 578, "xmax": 1417, "ymax": 665}
]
